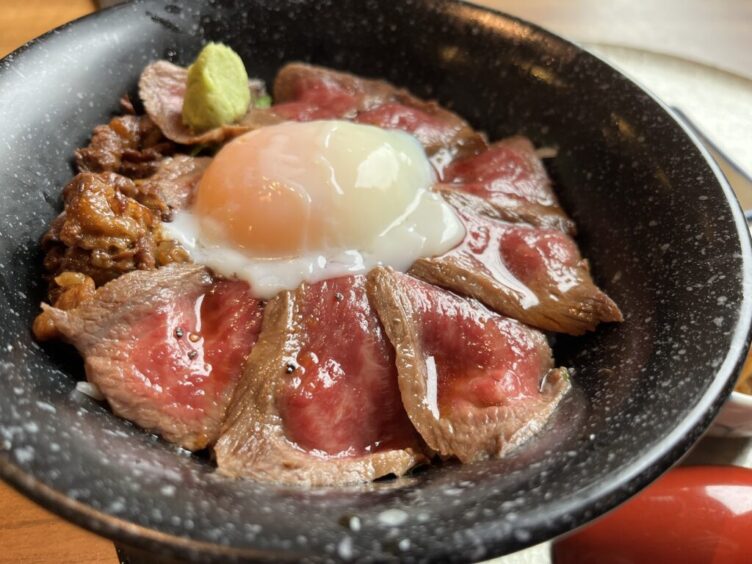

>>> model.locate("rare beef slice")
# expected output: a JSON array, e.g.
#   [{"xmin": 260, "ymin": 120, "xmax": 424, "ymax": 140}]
[
  {"xmin": 40, "ymin": 264, "xmax": 264, "ymax": 450},
  {"xmin": 274, "ymin": 62, "xmax": 487, "ymax": 167},
  {"xmin": 368, "ymin": 267, "xmax": 571, "ymax": 462},
  {"xmin": 215, "ymin": 275, "xmax": 425, "ymax": 486},
  {"xmin": 440, "ymin": 136, "xmax": 575, "ymax": 234},
  {"xmin": 410, "ymin": 192, "xmax": 622, "ymax": 335}
]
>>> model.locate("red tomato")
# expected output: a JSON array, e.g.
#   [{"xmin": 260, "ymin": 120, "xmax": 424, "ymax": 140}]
[{"xmin": 553, "ymin": 466, "xmax": 752, "ymax": 564}]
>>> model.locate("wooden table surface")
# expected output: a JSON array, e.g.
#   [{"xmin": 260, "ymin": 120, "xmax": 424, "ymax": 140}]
[{"xmin": 0, "ymin": 1, "xmax": 749, "ymax": 563}]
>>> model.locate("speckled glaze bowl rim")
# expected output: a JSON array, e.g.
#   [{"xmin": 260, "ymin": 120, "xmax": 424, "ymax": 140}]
[
  {"xmin": 712, "ymin": 226, "xmax": 752, "ymax": 436},
  {"xmin": 1, "ymin": 0, "xmax": 751, "ymax": 561}
]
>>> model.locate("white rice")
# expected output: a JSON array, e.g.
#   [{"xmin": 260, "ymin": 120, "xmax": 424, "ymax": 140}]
[
  {"xmin": 535, "ymin": 146, "xmax": 559, "ymax": 159},
  {"xmin": 75, "ymin": 381, "xmax": 105, "ymax": 401}
]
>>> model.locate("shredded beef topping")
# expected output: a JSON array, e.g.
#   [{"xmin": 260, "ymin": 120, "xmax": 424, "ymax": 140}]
[
  {"xmin": 41, "ymin": 172, "xmax": 188, "ymax": 291},
  {"xmin": 33, "ymin": 272, "xmax": 96, "ymax": 341},
  {"xmin": 74, "ymin": 114, "xmax": 174, "ymax": 179}
]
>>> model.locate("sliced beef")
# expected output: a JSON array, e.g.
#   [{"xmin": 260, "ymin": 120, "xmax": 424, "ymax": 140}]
[
  {"xmin": 215, "ymin": 275, "xmax": 424, "ymax": 486},
  {"xmin": 368, "ymin": 268, "xmax": 570, "ymax": 462},
  {"xmin": 442, "ymin": 137, "xmax": 576, "ymax": 234},
  {"xmin": 273, "ymin": 62, "xmax": 396, "ymax": 120},
  {"xmin": 40, "ymin": 264, "xmax": 264, "ymax": 450},
  {"xmin": 354, "ymin": 101, "xmax": 486, "ymax": 171},
  {"xmin": 75, "ymin": 113, "xmax": 174, "ymax": 179},
  {"xmin": 410, "ymin": 194, "xmax": 622, "ymax": 335},
  {"xmin": 435, "ymin": 186, "xmax": 572, "ymax": 233},
  {"xmin": 135, "ymin": 155, "xmax": 211, "ymax": 220},
  {"xmin": 273, "ymin": 63, "xmax": 487, "ymax": 166},
  {"xmin": 140, "ymin": 59, "xmax": 485, "ymax": 166},
  {"xmin": 139, "ymin": 61, "xmax": 282, "ymax": 145}
]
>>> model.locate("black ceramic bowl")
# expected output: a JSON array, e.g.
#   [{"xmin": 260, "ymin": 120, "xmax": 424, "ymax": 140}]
[{"xmin": 1, "ymin": 1, "xmax": 750, "ymax": 562}]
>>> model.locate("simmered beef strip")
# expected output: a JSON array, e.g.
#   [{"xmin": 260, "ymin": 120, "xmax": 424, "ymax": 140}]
[
  {"xmin": 42, "ymin": 172, "xmax": 164, "ymax": 287},
  {"xmin": 368, "ymin": 268, "xmax": 570, "ymax": 462},
  {"xmin": 273, "ymin": 63, "xmax": 487, "ymax": 164},
  {"xmin": 443, "ymin": 137, "xmax": 576, "ymax": 234},
  {"xmin": 215, "ymin": 275, "xmax": 425, "ymax": 486},
  {"xmin": 75, "ymin": 113, "xmax": 174, "ymax": 179},
  {"xmin": 410, "ymin": 194, "xmax": 622, "ymax": 335},
  {"xmin": 41, "ymin": 171, "xmax": 191, "ymax": 289},
  {"xmin": 40, "ymin": 264, "xmax": 264, "ymax": 451},
  {"xmin": 33, "ymin": 272, "xmax": 96, "ymax": 341},
  {"xmin": 135, "ymin": 155, "xmax": 212, "ymax": 220},
  {"xmin": 139, "ymin": 61, "xmax": 282, "ymax": 145}
]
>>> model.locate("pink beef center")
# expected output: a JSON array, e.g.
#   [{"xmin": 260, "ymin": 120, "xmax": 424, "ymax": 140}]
[
  {"xmin": 131, "ymin": 279, "xmax": 262, "ymax": 424},
  {"xmin": 405, "ymin": 276, "xmax": 549, "ymax": 417},
  {"xmin": 500, "ymin": 226, "xmax": 580, "ymax": 285},
  {"xmin": 356, "ymin": 103, "xmax": 455, "ymax": 145},
  {"xmin": 278, "ymin": 276, "xmax": 415, "ymax": 457},
  {"xmin": 445, "ymin": 144, "xmax": 552, "ymax": 205},
  {"xmin": 458, "ymin": 207, "xmax": 580, "ymax": 290},
  {"xmin": 273, "ymin": 79, "xmax": 359, "ymax": 121}
]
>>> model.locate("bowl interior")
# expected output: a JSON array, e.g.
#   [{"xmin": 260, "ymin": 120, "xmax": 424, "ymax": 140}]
[{"xmin": 0, "ymin": 0, "xmax": 750, "ymax": 561}]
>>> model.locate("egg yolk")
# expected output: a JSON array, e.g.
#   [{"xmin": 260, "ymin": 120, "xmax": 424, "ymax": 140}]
[{"xmin": 194, "ymin": 120, "xmax": 435, "ymax": 258}]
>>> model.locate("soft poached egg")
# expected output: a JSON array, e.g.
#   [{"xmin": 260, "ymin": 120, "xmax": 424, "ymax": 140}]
[{"xmin": 164, "ymin": 120, "xmax": 464, "ymax": 298}]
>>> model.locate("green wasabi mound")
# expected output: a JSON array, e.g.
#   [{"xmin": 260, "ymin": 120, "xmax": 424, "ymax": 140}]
[{"xmin": 182, "ymin": 43, "xmax": 251, "ymax": 132}]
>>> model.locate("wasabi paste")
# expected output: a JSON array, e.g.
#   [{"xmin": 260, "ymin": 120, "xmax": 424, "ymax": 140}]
[{"xmin": 182, "ymin": 43, "xmax": 251, "ymax": 132}]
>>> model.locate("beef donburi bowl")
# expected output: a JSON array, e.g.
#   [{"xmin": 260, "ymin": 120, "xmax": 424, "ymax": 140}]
[{"xmin": 0, "ymin": 0, "xmax": 749, "ymax": 561}]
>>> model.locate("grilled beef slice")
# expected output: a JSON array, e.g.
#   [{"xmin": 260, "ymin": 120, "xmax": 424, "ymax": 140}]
[
  {"xmin": 40, "ymin": 264, "xmax": 264, "ymax": 450},
  {"xmin": 274, "ymin": 62, "xmax": 487, "ymax": 166},
  {"xmin": 215, "ymin": 275, "xmax": 425, "ymax": 486},
  {"xmin": 441, "ymin": 136, "xmax": 576, "ymax": 233},
  {"xmin": 368, "ymin": 267, "xmax": 570, "ymax": 462},
  {"xmin": 410, "ymin": 192, "xmax": 622, "ymax": 335},
  {"xmin": 139, "ymin": 60, "xmax": 281, "ymax": 145}
]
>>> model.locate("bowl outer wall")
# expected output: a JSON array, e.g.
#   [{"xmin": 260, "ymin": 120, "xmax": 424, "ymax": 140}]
[{"xmin": 0, "ymin": 0, "xmax": 750, "ymax": 561}]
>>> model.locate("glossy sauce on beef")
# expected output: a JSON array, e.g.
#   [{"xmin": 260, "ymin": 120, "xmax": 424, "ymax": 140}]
[
  {"xmin": 411, "ymin": 195, "xmax": 622, "ymax": 335},
  {"xmin": 401, "ymin": 274, "xmax": 555, "ymax": 416},
  {"xmin": 442, "ymin": 137, "xmax": 576, "ymax": 233},
  {"xmin": 133, "ymin": 279, "xmax": 263, "ymax": 422},
  {"xmin": 39, "ymin": 265, "xmax": 264, "ymax": 450},
  {"xmin": 369, "ymin": 268, "xmax": 570, "ymax": 462},
  {"xmin": 278, "ymin": 276, "xmax": 415, "ymax": 456}
]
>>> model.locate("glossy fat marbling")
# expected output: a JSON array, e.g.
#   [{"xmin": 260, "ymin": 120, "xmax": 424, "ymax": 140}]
[{"xmin": 0, "ymin": 0, "xmax": 751, "ymax": 562}]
